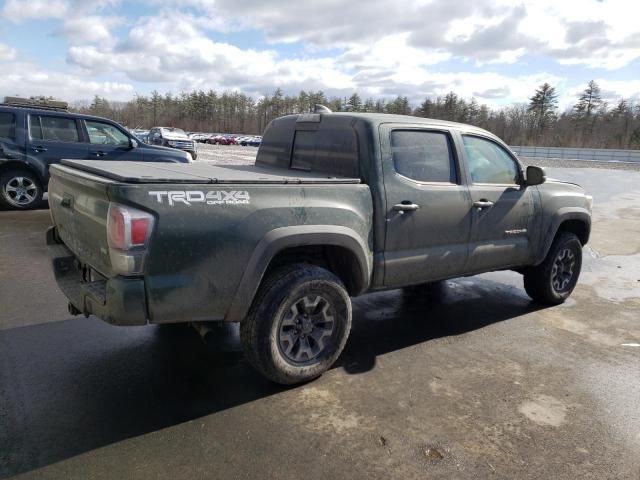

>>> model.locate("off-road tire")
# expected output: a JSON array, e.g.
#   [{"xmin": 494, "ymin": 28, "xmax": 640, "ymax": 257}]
[
  {"xmin": 0, "ymin": 169, "xmax": 43, "ymax": 210},
  {"xmin": 523, "ymin": 232, "xmax": 582, "ymax": 305},
  {"xmin": 240, "ymin": 264, "xmax": 352, "ymax": 385}
]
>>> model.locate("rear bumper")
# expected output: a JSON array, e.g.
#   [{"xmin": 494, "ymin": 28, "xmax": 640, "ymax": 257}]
[{"xmin": 46, "ymin": 227, "xmax": 148, "ymax": 326}]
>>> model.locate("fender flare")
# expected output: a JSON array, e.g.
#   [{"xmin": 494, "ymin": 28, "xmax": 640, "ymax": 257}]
[
  {"xmin": 535, "ymin": 208, "xmax": 591, "ymax": 265},
  {"xmin": 225, "ymin": 225, "xmax": 372, "ymax": 321}
]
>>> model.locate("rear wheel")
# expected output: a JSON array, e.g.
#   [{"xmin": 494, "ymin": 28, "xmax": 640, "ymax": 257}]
[
  {"xmin": 240, "ymin": 264, "xmax": 352, "ymax": 385},
  {"xmin": 0, "ymin": 170, "xmax": 43, "ymax": 210},
  {"xmin": 523, "ymin": 232, "xmax": 582, "ymax": 305}
]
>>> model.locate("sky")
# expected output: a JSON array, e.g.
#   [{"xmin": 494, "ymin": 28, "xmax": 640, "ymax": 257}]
[{"xmin": 0, "ymin": 0, "xmax": 639, "ymax": 110}]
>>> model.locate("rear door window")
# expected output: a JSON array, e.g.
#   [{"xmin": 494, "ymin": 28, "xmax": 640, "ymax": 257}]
[
  {"xmin": 0, "ymin": 112, "xmax": 16, "ymax": 139},
  {"xmin": 29, "ymin": 115, "xmax": 80, "ymax": 143},
  {"xmin": 391, "ymin": 130, "xmax": 457, "ymax": 183}
]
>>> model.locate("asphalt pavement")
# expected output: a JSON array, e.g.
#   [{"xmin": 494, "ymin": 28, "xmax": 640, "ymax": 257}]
[{"xmin": 0, "ymin": 167, "xmax": 639, "ymax": 479}]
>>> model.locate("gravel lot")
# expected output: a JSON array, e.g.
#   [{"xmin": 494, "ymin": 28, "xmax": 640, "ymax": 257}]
[
  {"xmin": 196, "ymin": 143, "xmax": 257, "ymax": 165},
  {"xmin": 1, "ymin": 158, "xmax": 639, "ymax": 479}
]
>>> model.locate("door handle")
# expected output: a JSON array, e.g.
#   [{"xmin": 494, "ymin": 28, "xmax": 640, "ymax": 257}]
[
  {"xmin": 91, "ymin": 151, "xmax": 107, "ymax": 157},
  {"xmin": 32, "ymin": 146, "xmax": 48, "ymax": 153},
  {"xmin": 473, "ymin": 199, "xmax": 494, "ymax": 210},
  {"xmin": 393, "ymin": 202, "xmax": 420, "ymax": 213},
  {"xmin": 61, "ymin": 194, "xmax": 73, "ymax": 209}
]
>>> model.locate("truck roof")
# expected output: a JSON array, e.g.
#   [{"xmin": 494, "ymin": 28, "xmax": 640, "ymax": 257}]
[{"xmin": 298, "ymin": 111, "xmax": 499, "ymax": 138}]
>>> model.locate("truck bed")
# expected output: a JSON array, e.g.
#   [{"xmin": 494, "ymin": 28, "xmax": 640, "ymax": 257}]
[{"xmin": 60, "ymin": 160, "xmax": 361, "ymax": 184}]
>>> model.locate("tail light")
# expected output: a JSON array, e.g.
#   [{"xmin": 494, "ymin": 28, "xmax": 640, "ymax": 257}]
[{"xmin": 107, "ymin": 203, "xmax": 155, "ymax": 275}]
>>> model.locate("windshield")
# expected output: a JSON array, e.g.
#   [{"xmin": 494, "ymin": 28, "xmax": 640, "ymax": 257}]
[{"xmin": 162, "ymin": 128, "xmax": 186, "ymax": 135}]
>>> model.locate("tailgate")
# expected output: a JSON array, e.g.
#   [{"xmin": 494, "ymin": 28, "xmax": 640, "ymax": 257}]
[{"xmin": 48, "ymin": 164, "xmax": 115, "ymax": 276}]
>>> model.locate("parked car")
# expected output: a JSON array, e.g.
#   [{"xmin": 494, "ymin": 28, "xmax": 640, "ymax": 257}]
[
  {"xmin": 188, "ymin": 132, "xmax": 210, "ymax": 143},
  {"xmin": 130, "ymin": 129, "xmax": 150, "ymax": 144},
  {"xmin": 148, "ymin": 127, "xmax": 197, "ymax": 160},
  {"xmin": 0, "ymin": 97, "xmax": 192, "ymax": 210},
  {"xmin": 239, "ymin": 136, "xmax": 262, "ymax": 147},
  {"xmin": 47, "ymin": 109, "xmax": 592, "ymax": 385},
  {"xmin": 207, "ymin": 134, "xmax": 238, "ymax": 145}
]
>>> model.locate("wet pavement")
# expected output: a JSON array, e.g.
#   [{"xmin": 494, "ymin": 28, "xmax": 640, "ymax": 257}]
[{"xmin": 1, "ymin": 168, "xmax": 639, "ymax": 479}]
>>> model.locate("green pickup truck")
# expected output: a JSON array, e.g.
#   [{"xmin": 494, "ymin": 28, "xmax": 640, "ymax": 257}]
[{"xmin": 47, "ymin": 112, "xmax": 592, "ymax": 384}]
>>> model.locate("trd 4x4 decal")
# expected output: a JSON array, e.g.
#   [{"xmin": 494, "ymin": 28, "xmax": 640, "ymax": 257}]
[{"xmin": 148, "ymin": 190, "xmax": 250, "ymax": 206}]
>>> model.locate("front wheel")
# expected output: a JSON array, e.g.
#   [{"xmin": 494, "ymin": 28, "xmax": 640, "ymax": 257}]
[
  {"xmin": 0, "ymin": 170, "xmax": 43, "ymax": 210},
  {"xmin": 240, "ymin": 264, "xmax": 352, "ymax": 385},
  {"xmin": 523, "ymin": 232, "xmax": 582, "ymax": 305}
]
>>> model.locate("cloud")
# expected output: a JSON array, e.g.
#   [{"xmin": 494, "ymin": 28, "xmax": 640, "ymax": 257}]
[
  {"xmin": 0, "ymin": 43, "xmax": 16, "ymax": 61},
  {"xmin": 55, "ymin": 15, "xmax": 124, "ymax": 45},
  {"xmin": 0, "ymin": 63, "xmax": 134, "ymax": 100},
  {"xmin": 1, "ymin": 0, "xmax": 640, "ymax": 107},
  {"xmin": 473, "ymin": 87, "xmax": 511, "ymax": 99},
  {"xmin": 169, "ymin": 0, "xmax": 640, "ymax": 69},
  {"xmin": 1, "ymin": 0, "xmax": 69, "ymax": 22}
]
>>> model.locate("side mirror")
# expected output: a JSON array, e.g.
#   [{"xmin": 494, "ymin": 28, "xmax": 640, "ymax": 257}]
[
  {"xmin": 129, "ymin": 138, "xmax": 138, "ymax": 149},
  {"xmin": 525, "ymin": 165, "xmax": 546, "ymax": 186}
]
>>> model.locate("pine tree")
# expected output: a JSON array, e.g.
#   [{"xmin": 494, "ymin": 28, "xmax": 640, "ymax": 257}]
[
  {"xmin": 573, "ymin": 80, "xmax": 602, "ymax": 117},
  {"xmin": 363, "ymin": 98, "xmax": 375, "ymax": 112},
  {"xmin": 417, "ymin": 98, "xmax": 435, "ymax": 118},
  {"xmin": 613, "ymin": 98, "xmax": 628, "ymax": 116},
  {"xmin": 528, "ymin": 83, "xmax": 558, "ymax": 135},
  {"xmin": 347, "ymin": 93, "xmax": 363, "ymax": 112},
  {"xmin": 443, "ymin": 92, "xmax": 458, "ymax": 121},
  {"xmin": 467, "ymin": 98, "xmax": 480, "ymax": 125}
]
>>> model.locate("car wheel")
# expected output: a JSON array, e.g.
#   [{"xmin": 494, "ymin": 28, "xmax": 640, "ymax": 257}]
[
  {"xmin": 0, "ymin": 170, "xmax": 43, "ymax": 210},
  {"xmin": 240, "ymin": 264, "xmax": 352, "ymax": 385},
  {"xmin": 523, "ymin": 232, "xmax": 582, "ymax": 305}
]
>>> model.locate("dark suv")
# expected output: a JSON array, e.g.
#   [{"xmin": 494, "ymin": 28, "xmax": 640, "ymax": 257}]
[{"xmin": 0, "ymin": 97, "xmax": 192, "ymax": 210}]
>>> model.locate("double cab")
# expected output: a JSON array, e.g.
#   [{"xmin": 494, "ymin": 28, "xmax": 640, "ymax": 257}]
[{"xmin": 47, "ymin": 111, "xmax": 592, "ymax": 384}]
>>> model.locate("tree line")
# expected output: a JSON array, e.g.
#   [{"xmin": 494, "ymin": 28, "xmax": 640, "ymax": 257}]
[{"xmin": 73, "ymin": 81, "xmax": 640, "ymax": 149}]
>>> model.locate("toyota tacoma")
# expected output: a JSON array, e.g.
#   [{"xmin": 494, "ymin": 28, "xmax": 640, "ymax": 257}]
[{"xmin": 46, "ymin": 110, "xmax": 592, "ymax": 384}]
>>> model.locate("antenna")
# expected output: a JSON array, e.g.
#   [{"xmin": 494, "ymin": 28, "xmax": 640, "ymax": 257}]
[{"xmin": 313, "ymin": 104, "xmax": 332, "ymax": 114}]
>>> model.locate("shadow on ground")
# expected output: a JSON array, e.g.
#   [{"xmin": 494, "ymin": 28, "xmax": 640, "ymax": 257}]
[
  {"xmin": 0, "ymin": 278, "xmax": 542, "ymax": 478},
  {"xmin": 0, "ymin": 199, "xmax": 48, "ymax": 211}
]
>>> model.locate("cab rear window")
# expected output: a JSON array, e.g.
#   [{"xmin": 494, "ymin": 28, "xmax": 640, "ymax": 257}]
[
  {"xmin": 291, "ymin": 127, "xmax": 359, "ymax": 177},
  {"xmin": 0, "ymin": 112, "xmax": 15, "ymax": 139}
]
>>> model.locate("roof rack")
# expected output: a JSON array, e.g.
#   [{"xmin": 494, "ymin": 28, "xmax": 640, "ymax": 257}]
[{"xmin": 2, "ymin": 96, "xmax": 69, "ymax": 112}]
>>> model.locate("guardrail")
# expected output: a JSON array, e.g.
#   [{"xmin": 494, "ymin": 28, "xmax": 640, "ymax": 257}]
[{"xmin": 511, "ymin": 146, "xmax": 640, "ymax": 164}]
